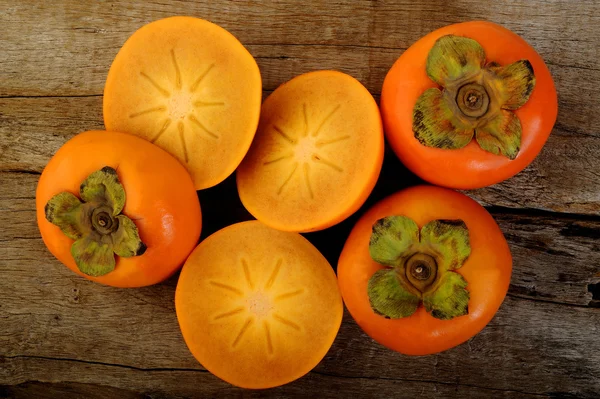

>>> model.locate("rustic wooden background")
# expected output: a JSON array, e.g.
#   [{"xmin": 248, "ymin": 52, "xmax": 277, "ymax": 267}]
[{"xmin": 1, "ymin": 1, "xmax": 599, "ymax": 398}]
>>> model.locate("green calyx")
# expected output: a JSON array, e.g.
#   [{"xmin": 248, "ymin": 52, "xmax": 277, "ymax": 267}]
[
  {"xmin": 368, "ymin": 216, "xmax": 471, "ymax": 320},
  {"xmin": 45, "ymin": 166, "xmax": 146, "ymax": 276},
  {"xmin": 413, "ymin": 34, "xmax": 536, "ymax": 159}
]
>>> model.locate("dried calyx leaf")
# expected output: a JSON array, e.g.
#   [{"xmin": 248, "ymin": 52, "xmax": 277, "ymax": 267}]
[
  {"xmin": 367, "ymin": 215, "xmax": 471, "ymax": 320},
  {"xmin": 423, "ymin": 271, "xmax": 470, "ymax": 320},
  {"xmin": 45, "ymin": 166, "xmax": 146, "ymax": 276},
  {"xmin": 368, "ymin": 269, "xmax": 420, "ymax": 318},
  {"xmin": 413, "ymin": 34, "xmax": 536, "ymax": 159},
  {"xmin": 426, "ymin": 35, "xmax": 486, "ymax": 86}
]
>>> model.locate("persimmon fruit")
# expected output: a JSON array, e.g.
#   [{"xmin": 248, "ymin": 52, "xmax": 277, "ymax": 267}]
[
  {"xmin": 237, "ymin": 70, "xmax": 384, "ymax": 232},
  {"xmin": 36, "ymin": 131, "xmax": 202, "ymax": 288},
  {"xmin": 381, "ymin": 21, "xmax": 558, "ymax": 189},
  {"xmin": 175, "ymin": 221, "xmax": 343, "ymax": 388},
  {"xmin": 337, "ymin": 185, "xmax": 512, "ymax": 355},
  {"xmin": 104, "ymin": 16, "xmax": 262, "ymax": 190}
]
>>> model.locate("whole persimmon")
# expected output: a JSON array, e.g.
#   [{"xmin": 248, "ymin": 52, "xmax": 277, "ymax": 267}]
[
  {"xmin": 36, "ymin": 131, "xmax": 202, "ymax": 287},
  {"xmin": 381, "ymin": 21, "xmax": 558, "ymax": 189},
  {"xmin": 337, "ymin": 185, "xmax": 512, "ymax": 355}
]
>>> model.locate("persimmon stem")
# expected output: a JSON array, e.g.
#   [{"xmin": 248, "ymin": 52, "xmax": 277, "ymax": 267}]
[
  {"xmin": 456, "ymin": 83, "xmax": 489, "ymax": 118},
  {"xmin": 405, "ymin": 253, "xmax": 437, "ymax": 292},
  {"xmin": 92, "ymin": 207, "xmax": 118, "ymax": 235}
]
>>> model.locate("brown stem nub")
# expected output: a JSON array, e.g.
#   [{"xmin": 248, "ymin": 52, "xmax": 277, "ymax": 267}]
[
  {"xmin": 405, "ymin": 253, "xmax": 437, "ymax": 292},
  {"xmin": 92, "ymin": 207, "xmax": 117, "ymax": 235},
  {"xmin": 456, "ymin": 83, "xmax": 490, "ymax": 118}
]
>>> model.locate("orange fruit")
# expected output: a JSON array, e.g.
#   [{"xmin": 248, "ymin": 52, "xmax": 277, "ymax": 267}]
[
  {"xmin": 104, "ymin": 16, "xmax": 262, "ymax": 189},
  {"xmin": 338, "ymin": 185, "xmax": 512, "ymax": 355},
  {"xmin": 175, "ymin": 221, "xmax": 343, "ymax": 388},
  {"xmin": 237, "ymin": 70, "xmax": 384, "ymax": 232},
  {"xmin": 36, "ymin": 131, "xmax": 202, "ymax": 287},
  {"xmin": 381, "ymin": 21, "xmax": 557, "ymax": 189}
]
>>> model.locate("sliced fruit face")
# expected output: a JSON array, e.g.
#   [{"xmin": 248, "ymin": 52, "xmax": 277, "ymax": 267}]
[
  {"xmin": 175, "ymin": 221, "xmax": 343, "ymax": 389},
  {"xmin": 237, "ymin": 71, "xmax": 383, "ymax": 232},
  {"xmin": 103, "ymin": 16, "xmax": 262, "ymax": 189}
]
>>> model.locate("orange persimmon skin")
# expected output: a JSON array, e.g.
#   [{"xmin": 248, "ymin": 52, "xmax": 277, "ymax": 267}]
[
  {"xmin": 381, "ymin": 21, "xmax": 558, "ymax": 189},
  {"xmin": 337, "ymin": 185, "xmax": 512, "ymax": 355},
  {"xmin": 36, "ymin": 131, "xmax": 202, "ymax": 287}
]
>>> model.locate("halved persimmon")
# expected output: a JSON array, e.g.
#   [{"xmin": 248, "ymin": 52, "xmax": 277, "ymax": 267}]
[
  {"xmin": 175, "ymin": 221, "xmax": 343, "ymax": 389},
  {"xmin": 338, "ymin": 185, "xmax": 512, "ymax": 355},
  {"xmin": 36, "ymin": 131, "xmax": 202, "ymax": 287},
  {"xmin": 381, "ymin": 21, "xmax": 558, "ymax": 189},
  {"xmin": 104, "ymin": 16, "xmax": 262, "ymax": 190},
  {"xmin": 237, "ymin": 70, "xmax": 384, "ymax": 232}
]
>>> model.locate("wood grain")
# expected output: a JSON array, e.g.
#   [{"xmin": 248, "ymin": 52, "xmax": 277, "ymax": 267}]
[
  {"xmin": 2, "ymin": 94, "xmax": 599, "ymax": 215},
  {"xmin": 2, "ymin": 283, "xmax": 599, "ymax": 398},
  {"xmin": 2, "ymin": 0, "xmax": 600, "ymax": 397},
  {"xmin": 2, "ymin": 171, "xmax": 599, "ymax": 307},
  {"xmin": 2, "ymin": 0, "xmax": 599, "ymax": 97},
  {"xmin": 0, "ymin": 358, "xmax": 553, "ymax": 399},
  {"xmin": 1, "ymin": 172, "xmax": 599, "ymax": 395}
]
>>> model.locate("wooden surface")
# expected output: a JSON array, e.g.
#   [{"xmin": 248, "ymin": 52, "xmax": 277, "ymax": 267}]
[{"xmin": 1, "ymin": 1, "xmax": 599, "ymax": 398}]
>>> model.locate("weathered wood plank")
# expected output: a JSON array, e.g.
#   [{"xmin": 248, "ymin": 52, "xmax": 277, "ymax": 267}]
[
  {"xmin": 2, "ymin": 0, "xmax": 600, "ymax": 396},
  {"xmin": 1, "ymin": 96, "xmax": 599, "ymax": 215},
  {"xmin": 468, "ymin": 130, "xmax": 600, "ymax": 215},
  {"xmin": 0, "ymin": 358, "xmax": 548, "ymax": 399},
  {"xmin": 1, "ymin": 285, "xmax": 599, "ymax": 398},
  {"xmin": 1, "ymin": 173, "xmax": 599, "ymax": 394},
  {"xmin": 0, "ymin": 382, "xmax": 144, "ymax": 399},
  {"xmin": 2, "ymin": 0, "xmax": 599, "ymax": 214},
  {"xmin": 0, "ymin": 97, "xmax": 103, "ymax": 173},
  {"xmin": 2, "ymin": 170, "xmax": 599, "ymax": 306},
  {"xmin": 2, "ymin": 177, "xmax": 598, "ymax": 389},
  {"xmin": 2, "ymin": 0, "xmax": 599, "ymax": 97}
]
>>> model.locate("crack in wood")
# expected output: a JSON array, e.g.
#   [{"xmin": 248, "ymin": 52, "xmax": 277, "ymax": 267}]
[
  {"xmin": 309, "ymin": 370, "xmax": 549, "ymax": 397},
  {"xmin": 0, "ymin": 354, "xmax": 206, "ymax": 373},
  {"xmin": 0, "ymin": 355, "xmax": 552, "ymax": 396}
]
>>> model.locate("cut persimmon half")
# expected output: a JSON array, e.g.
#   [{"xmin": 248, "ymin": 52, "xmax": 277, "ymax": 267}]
[
  {"xmin": 175, "ymin": 221, "xmax": 343, "ymax": 389},
  {"xmin": 236, "ymin": 70, "xmax": 384, "ymax": 233},
  {"xmin": 103, "ymin": 16, "xmax": 262, "ymax": 190}
]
